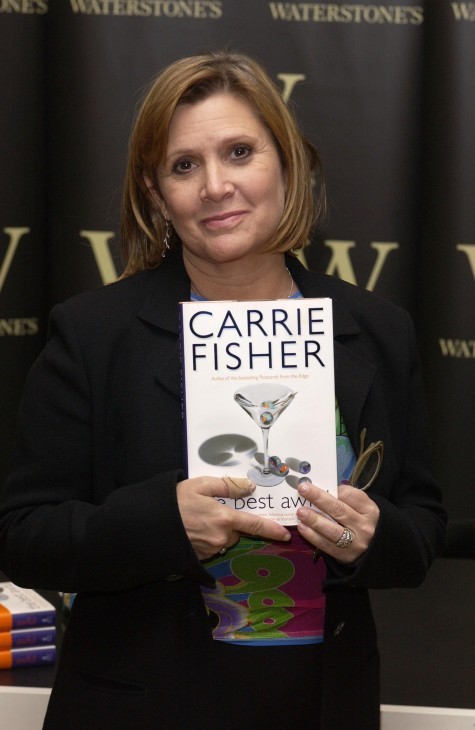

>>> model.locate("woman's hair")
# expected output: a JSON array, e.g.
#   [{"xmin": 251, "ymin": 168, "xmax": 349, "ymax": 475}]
[{"xmin": 120, "ymin": 50, "xmax": 326, "ymax": 276}]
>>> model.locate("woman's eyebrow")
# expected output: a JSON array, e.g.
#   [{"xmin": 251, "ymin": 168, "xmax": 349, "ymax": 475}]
[{"xmin": 166, "ymin": 133, "xmax": 258, "ymax": 160}]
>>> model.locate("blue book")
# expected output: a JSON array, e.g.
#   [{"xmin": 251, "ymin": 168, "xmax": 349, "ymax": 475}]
[
  {"xmin": 0, "ymin": 626, "xmax": 56, "ymax": 650},
  {"xmin": 0, "ymin": 644, "xmax": 56, "ymax": 669}
]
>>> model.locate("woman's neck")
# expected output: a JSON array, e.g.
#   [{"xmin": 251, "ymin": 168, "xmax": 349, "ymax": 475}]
[{"xmin": 183, "ymin": 252, "xmax": 294, "ymax": 302}]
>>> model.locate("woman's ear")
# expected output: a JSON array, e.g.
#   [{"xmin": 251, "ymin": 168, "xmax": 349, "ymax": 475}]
[{"xmin": 143, "ymin": 174, "xmax": 170, "ymax": 221}]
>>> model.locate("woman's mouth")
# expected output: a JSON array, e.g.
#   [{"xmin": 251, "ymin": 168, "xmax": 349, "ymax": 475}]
[{"xmin": 201, "ymin": 211, "xmax": 247, "ymax": 229}]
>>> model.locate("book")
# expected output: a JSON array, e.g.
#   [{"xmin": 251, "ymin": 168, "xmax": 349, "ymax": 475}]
[
  {"xmin": 180, "ymin": 297, "xmax": 337, "ymax": 525},
  {"xmin": 0, "ymin": 644, "xmax": 56, "ymax": 670},
  {"xmin": 0, "ymin": 582, "xmax": 56, "ymax": 631},
  {"xmin": 0, "ymin": 626, "xmax": 56, "ymax": 650}
]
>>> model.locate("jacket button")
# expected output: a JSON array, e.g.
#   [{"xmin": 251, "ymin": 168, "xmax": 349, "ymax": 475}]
[
  {"xmin": 334, "ymin": 621, "xmax": 346, "ymax": 636},
  {"xmin": 165, "ymin": 574, "xmax": 184, "ymax": 582}
]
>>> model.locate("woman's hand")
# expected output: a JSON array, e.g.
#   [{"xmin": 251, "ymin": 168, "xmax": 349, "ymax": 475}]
[
  {"xmin": 176, "ymin": 476, "xmax": 291, "ymax": 561},
  {"xmin": 296, "ymin": 481, "xmax": 380, "ymax": 564}
]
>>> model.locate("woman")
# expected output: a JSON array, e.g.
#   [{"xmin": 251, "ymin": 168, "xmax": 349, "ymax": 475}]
[{"xmin": 0, "ymin": 51, "xmax": 445, "ymax": 729}]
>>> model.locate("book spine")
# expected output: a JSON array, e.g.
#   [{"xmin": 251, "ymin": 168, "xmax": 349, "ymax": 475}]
[
  {"xmin": 0, "ymin": 627, "xmax": 57, "ymax": 650},
  {"xmin": 179, "ymin": 303, "xmax": 190, "ymax": 478},
  {"xmin": 0, "ymin": 645, "xmax": 56, "ymax": 670},
  {"xmin": 7, "ymin": 610, "xmax": 56, "ymax": 631}
]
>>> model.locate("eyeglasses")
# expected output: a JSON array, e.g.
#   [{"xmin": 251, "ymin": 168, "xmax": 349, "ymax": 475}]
[
  {"xmin": 349, "ymin": 428, "xmax": 384, "ymax": 492},
  {"xmin": 313, "ymin": 428, "xmax": 383, "ymax": 563}
]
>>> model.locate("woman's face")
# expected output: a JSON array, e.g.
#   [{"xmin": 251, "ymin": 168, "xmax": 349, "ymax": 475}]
[{"xmin": 155, "ymin": 93, "xmax": 286, "ymax": 268}]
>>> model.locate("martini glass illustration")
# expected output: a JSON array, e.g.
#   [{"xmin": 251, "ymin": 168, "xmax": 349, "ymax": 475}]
[{"xmin": 234, "ymin": 384, "xmax": 296, "ymax": 486}]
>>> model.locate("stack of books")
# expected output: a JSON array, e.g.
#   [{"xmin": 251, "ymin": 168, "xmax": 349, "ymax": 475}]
[{"xmin": 0, "ymin": 582, "xmax": 56, "ymax": 669}]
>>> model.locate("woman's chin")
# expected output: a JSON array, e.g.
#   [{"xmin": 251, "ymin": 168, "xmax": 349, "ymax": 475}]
[{"xmin": 183, "ymin": 238, "xmax": 270, "ymax": 268}]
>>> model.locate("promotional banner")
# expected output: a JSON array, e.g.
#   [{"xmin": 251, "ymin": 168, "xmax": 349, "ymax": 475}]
[
  {"xmin": 419, "ymin": 2, "xmax": 475, "ymax": 531},
  {"xmin": 44, "ymin": 1, "xmax": 424, "ymax": 311},
  {"xmin": 1, "ymin": 0, "xmax": 474, "ymax": 710},
  {"xmin": 0, "ymin": 9, "xmax": 46, "ymax": 489}
]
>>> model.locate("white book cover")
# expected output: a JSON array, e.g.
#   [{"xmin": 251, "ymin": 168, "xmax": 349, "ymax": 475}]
[
  {"xmin": 180, "ymin": 298, "xmax": 337, "ymax": 525},
  {"xmin": 0, "ymin": 582, "xmax": 56, "ymax": 631}
]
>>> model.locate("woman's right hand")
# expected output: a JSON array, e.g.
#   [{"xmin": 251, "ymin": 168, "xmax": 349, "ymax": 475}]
[{"xmin": 176, "ymin": 476, "xmax": 291, "ymax": 561}]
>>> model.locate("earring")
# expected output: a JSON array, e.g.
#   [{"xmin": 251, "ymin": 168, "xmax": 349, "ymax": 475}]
[{"xmin": 162, "ymin": 219, "xmax": 171, "ymax": 258}]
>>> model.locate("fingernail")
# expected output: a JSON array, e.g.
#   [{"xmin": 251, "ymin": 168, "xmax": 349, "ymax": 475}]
[
  {"xmin": 299, "ymin": 483, "xmax": 309, "ymax": 495},
  {"xmin": 297, "ymin": 507, "xmax": 308, "ymax": 520},
  {"xmin": 283, "ymin": 532, "xmax": 291, "ymax": 542}
]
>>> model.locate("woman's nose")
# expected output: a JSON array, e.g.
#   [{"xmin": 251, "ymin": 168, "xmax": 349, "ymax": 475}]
[{"xmin": 200, "ymin": 162, "xmax": 234, "ymax": 201}]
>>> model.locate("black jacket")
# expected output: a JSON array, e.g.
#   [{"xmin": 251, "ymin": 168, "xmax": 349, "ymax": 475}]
[{"xmin": 0, "ymin": 251, "xmax": 446, "ymax": 728}]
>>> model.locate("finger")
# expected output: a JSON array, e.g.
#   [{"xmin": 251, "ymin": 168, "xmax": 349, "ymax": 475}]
[
  {"xmin": 296, "ymin": 490, "xmax": 379, "ymax": 561},
  {"xmin": 296, "ymin": 505, "xmax": 349, "ymax": 544},
  {"xmin": 231, "ymin": 511, "xmax": 291, "ymax": 543},
  {"xmin": 196, "ymin": 476, "xmax": 257, "ymax": 499},
  {"xmin": 296, "ymin": 521, "xmax": 356, "ymax": 564},
  {"xmin": 222, "ymin": 476, "xmax": 257, "ymax": 499},
  {"xmin": 338, "ymin": 485, "xmax": 380, "ymax": 544},
  {"xmin": 297, "ymin": 481, "xmax": 352, "ymax": 525},
  {"xmin": 338, "ymin": 484, "xmax": 375, "ymax": 512}
]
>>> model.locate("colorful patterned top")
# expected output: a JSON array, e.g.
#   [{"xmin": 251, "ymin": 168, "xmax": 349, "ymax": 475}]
[{"xmin": 201, "ymin": 401, "xmax": 356, "ymax": 645}]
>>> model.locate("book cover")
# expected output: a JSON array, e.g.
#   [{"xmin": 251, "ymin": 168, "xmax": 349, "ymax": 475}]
[
  {"xmin": 0, "ymin": 626, "xmax": 56, "ymax": 650},
  {"xmin": 180, "ymin": 298, "xmax": 337, "ymax": 525},
  {"xmin": 0, "ymin": 582, "xmax": 56, "ymax": 631},
  {"xmin": 0, "ymin": 644, "xmax": 56, "ymax": 670}
]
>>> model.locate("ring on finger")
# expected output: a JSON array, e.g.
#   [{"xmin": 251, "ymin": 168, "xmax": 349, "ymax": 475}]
[
  {"xmin": 335, "ymin": 527, "xmax": 354, "ymax": 549},
  {"xmin": 218, "ymin": 547, "xmax": 228, "ymax": 556}
]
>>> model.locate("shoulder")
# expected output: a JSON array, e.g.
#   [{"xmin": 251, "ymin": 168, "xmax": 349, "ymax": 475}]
[
  {"xmin": 52, "ymin": 250, "xmax": 189, "ymax": 333},
  {"xmin": 41, "ymin": 270, "xmax": 162, "ymax": 361},
  {"xmin": 58, "ymin": 270, "xmax": 159, "ymax": 319}
]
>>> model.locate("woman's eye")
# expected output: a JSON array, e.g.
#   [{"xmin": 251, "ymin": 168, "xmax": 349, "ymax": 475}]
[
  {"xmin": 174, "ymin": 159, "xmax": 196, "ymax": 174},
  {"xmin": 231, "ymin": 145, "xmax": 252, "ymax": 160}
]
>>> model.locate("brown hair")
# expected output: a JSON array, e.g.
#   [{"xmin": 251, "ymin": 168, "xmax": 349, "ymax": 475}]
[{"xmin": 120, "ymin": 50, "xmax": 326, "ymax": 276}]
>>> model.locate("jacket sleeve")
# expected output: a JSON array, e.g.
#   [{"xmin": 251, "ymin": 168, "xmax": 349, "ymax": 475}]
[
  {"xmin": 325, "ymin": 308, "xmax": 447, "ymax": 589},
  {"xmin": 0, "ymin": 302, "xmax": 211, "ymax": 593}
]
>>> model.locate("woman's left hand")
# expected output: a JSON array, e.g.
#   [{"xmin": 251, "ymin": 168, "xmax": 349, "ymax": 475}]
[{"xmin": 296, "ymin": 482, "xmax": 380, "ymax": 564}]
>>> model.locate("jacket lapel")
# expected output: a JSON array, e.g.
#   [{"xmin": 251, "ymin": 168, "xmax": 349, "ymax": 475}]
[
  {"xmin": 136, "ymin": 252, "xmax": 190, "ymax": 398},
  {"xmin": 333, "ymin": 341, "xmax": 377, "ymax": 450},
  {"xmin": 287, "ymin": 256, "xmax": 379, "ymax": 451}
]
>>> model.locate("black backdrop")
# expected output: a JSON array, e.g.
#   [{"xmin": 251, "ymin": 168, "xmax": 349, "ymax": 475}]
[{"xmin": 1, "ymin": 0, "xmax": 474, "ymax": 710}]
